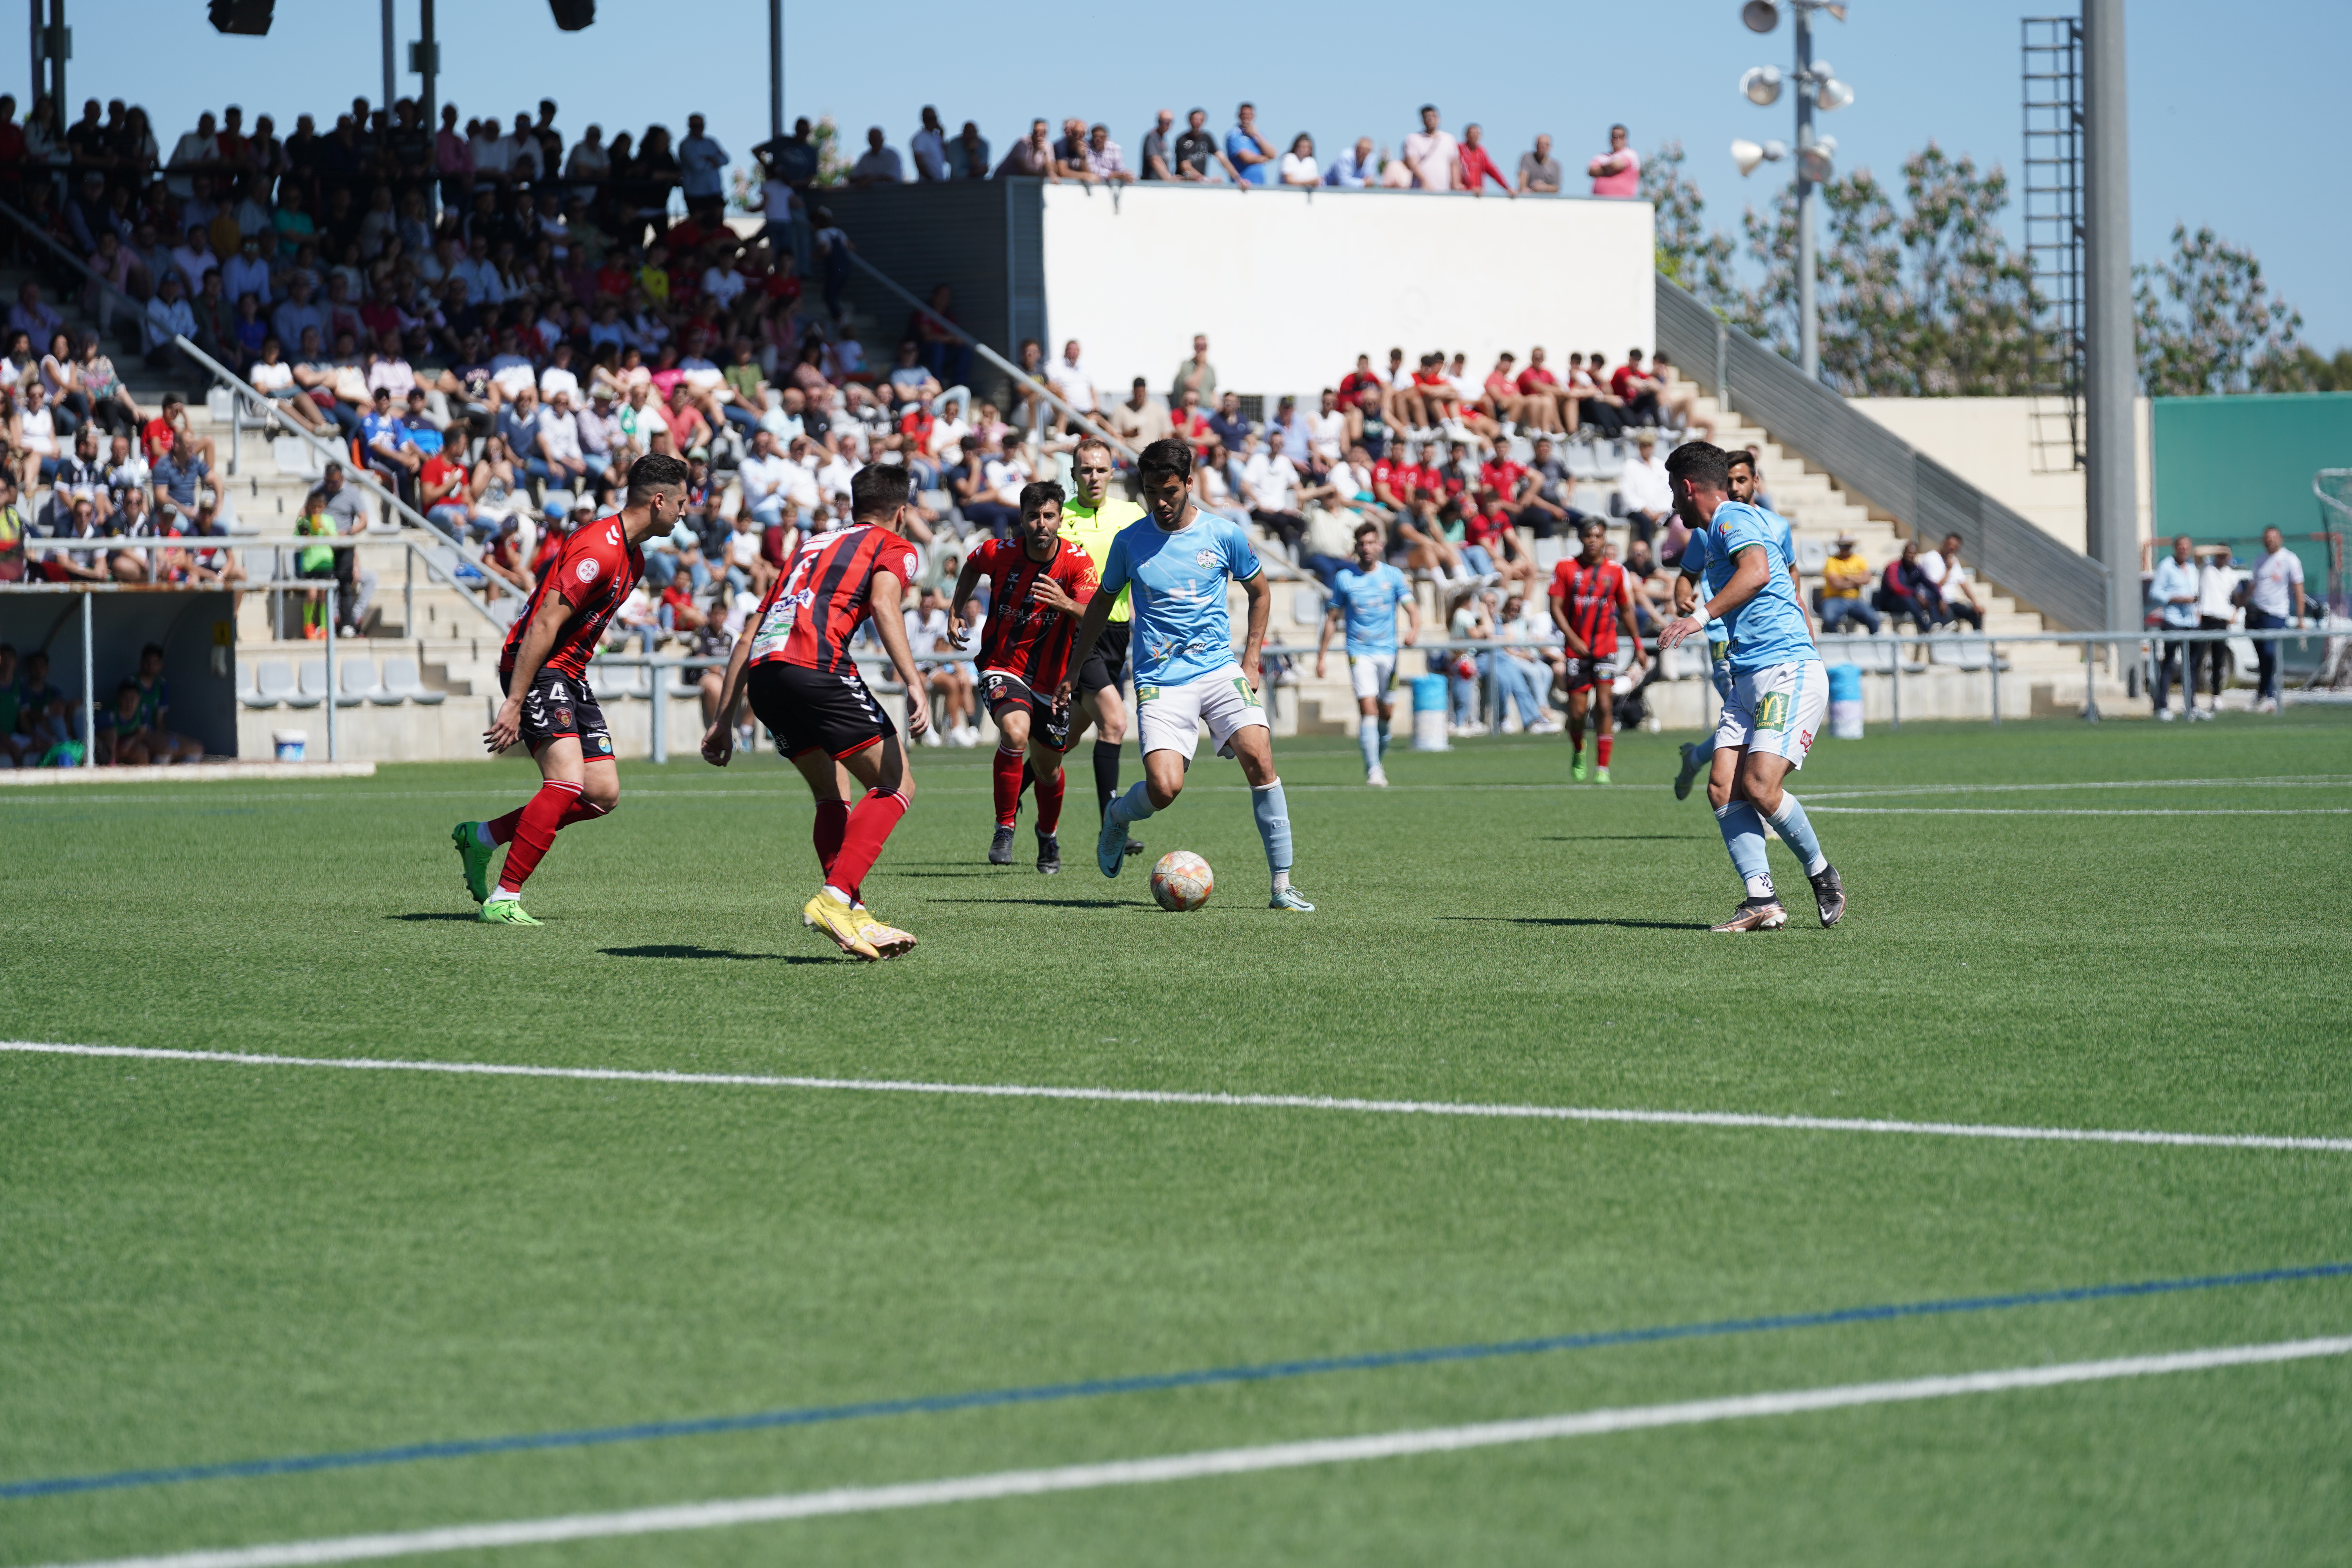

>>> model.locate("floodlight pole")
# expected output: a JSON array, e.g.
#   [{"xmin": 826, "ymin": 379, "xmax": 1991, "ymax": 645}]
[
  {"xmin": 1794, "ymin": 4, "xmax": 1818, "ymax": 380},
  {"xmin": 768, "ymin": 0, "xmax": 783, "ymax": 143},
  {"xmin": 379, "ymin": 0, "xmax": 394, "ymax": 121},
  {"xmin": 2083, "ymin": 0, "xmax": 2139, "ymax": 635}
]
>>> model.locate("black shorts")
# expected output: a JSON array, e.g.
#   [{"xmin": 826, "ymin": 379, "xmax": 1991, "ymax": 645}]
[
  {"xmin": 501, "ymin": 666, "xmax": 614, "ymax": 757},
  {"xmin": 1078, "ymin": 622, "xmax": 1129, "ymax": 694},
  {"xmin": 746, "ymin": 660, "xmax": 893, "ymax": 761},
  {"xmin": 980, "ymin": 669, "xmax": 1073, "ymax": 750},
  {"xmin": 1563, "ymin": 651, "xmax": 1619, "ymax": 693}
]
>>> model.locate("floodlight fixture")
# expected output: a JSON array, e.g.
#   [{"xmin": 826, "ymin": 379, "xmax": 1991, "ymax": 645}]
[
  {"xmin": 1815, "ymin": 77, "xmax": 1855, "ymax": 111},
  {"xmin": 1742, "ymin": 1, "xmax": 1780, "ymax": 31},
  {"xmin": 1798, "ymin": 138, "xmax": 1836, "ymax": 184},
  {"xmin": 1731, "ymin": 138, "xmax": 1788, "ymax": 176},
  {"xmin": 1741, "ymin": 65, "xmax": 1784, "ymax": 106}
]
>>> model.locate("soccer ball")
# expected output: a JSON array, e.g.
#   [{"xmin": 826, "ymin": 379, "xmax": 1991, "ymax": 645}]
[{"xmin": 1149, "ymin": 851, "xmax": 1214, "ymax": 912}]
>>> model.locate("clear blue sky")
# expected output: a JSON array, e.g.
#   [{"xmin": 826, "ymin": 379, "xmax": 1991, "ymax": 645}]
[{"xmin": 47, "ymin": 1, "xmax": 2352, "ymax": 350}]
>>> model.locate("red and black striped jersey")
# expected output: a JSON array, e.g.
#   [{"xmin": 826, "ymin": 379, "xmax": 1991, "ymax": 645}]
[
  {"xmin": 1549, "ymin": 557, "xmax": 1628, "ymax": 653},
  {"xmin": 968, "ymin": 535, "xmax": 1099, "ymax": 689},
  {"xmin": 498, "ymin": 514, "xmax": 644, "ymax": 679},
  {"xmin": 746, "ymin": 523, "xmax": 921, "ymax": 673}
]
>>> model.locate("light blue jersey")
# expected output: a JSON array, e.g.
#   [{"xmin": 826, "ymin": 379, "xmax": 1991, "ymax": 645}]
[
  {"xmin": 1683, "ymin": 504, "xmax": 1795, "ymax": 644},
  {"xmin": 1698, "ymin": 501, "xmax": 1813, "ymax": 673},
  {"xmin": 1330, "ymin": 563, "xmax": 1411, "ymax": 656},
  {"xmin": 1101, "ymin": 509, "xmax": 1264, "ymax": 686}
]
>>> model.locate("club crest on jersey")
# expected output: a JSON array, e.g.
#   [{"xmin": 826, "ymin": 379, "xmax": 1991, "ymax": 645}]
[
  {"xmin": 575, "ymin": 557, "xmax": 601, "ymax": 584},
  {"xmin": 1195, "ymin": 547, "xmax": 1221, "ymax": 569}
]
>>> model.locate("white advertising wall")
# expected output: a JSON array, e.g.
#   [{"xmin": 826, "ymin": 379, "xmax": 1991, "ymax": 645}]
[{"xmin": 1038, "ymin": 182, "xmax": 1656, "ymax": 407}]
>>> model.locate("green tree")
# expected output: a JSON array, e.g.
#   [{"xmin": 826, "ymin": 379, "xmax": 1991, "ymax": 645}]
[
  {"xmin": 2134, "ymin": 224, "xmax": 2304, "ymax": 395},
  {"xmin": 1730, "ymin": 144, "xmax": 2038, "ymax": 395},
  {"xmin": 1641, "ymin": 142, "xmax": 1739, "ymax": 308}
]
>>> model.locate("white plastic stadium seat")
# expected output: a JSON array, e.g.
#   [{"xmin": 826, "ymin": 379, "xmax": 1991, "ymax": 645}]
[
  {"xmin": 1291, "ymin": 586, "xmax": 1325, "ymax": 625},
  {"xmin": 1794, "ymin": 537, "xmax": 1830, "ymax": 574},
  {"xmin": 272, "ymin": 437, "xmax": 324, "ymax": 477},
  {"xmin": 292, "ymin": 659, "xmax": 330, "ymax": 708},
  {"xmin": 599, "ymin": 662, "xmax": 653, "ymax": 700},
  {"xmin": 336, "ymin": 657, "xmax": 381, "ymax": 706},
  {"xmin": 1930, "ymin": 634, "xmax": 1993, "ymax": 671},
  {"xmin": 240, "ymin": 660, "xmax": 288, "ymax": 709},
  {"xmin": 378, "ymin": 656, "xmax": 445, "ymax": 706}
]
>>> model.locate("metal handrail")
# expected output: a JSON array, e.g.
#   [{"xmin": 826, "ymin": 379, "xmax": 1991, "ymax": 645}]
[
  {"xmin": 1655, "ymin": 273, "xmax": 2111, "ymax": 632},
  {"xmin": 0, "ymin": 193, "xmax": 519, "ymax": 629}
]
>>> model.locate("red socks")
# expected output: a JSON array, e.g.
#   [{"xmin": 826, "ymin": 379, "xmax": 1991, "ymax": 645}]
[
  {"xmin": 829, "ymin": 788, "xmax": 909, "ymax": 894},
  {"xmin": 813, "ymin": 798, "xmax": 853, "ymax": 902},
  {"xmin": 495, "ymin": 780, "xmax": 581, "ymax": 893},
  {"xmin": 991, "ymin": 746, "xmax": 1024, "ymax": 828},
  {"xmin": 486, "ymin": 787, "xmax": 607, "ymax": 845},
  {"xmin": 1035, "ymin": 764, "xmax": 1064, "ymax": 833},
  {"xmin": 1597, "ymin": 736, "xmax": 1613, "ymax": 769}
]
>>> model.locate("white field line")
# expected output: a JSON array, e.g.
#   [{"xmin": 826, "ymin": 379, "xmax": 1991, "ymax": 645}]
[
  {"xmin": 5, "ymin": 1042, "xmax": 2346, "ymax": 1154},
  {"xmin": 1803, "ymin": 776, "xmax": 2351, "ymax": 800},
  {"xmin": 36, "ymin": 1338, "xmax": 2352, "ymax": 1568},
  {"xmin": 1810, "ymin": 807, "xmax": 2352, "ymax": 817}
]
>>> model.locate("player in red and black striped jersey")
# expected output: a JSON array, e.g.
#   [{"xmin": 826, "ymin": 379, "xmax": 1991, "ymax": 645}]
[
  {"xmin": 1546, "ymin": 518, "xmax": 1649, "ymax": 783},
  {"xmin": 449, "ymin": 454, "xmax": 692, "ymax": 924},
  {"xmin": 702, "ymin": 463, "xmax": 932, "ymax": 960},
  {"xmin": 948, "ymin": 479, "xmax": 1098, "ymax": 873}
]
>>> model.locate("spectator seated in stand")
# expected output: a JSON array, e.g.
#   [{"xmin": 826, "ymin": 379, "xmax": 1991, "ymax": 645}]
[
  {"xmin": 1918, "ymin": 531, "xmax": 1984, "ymax": 631},
  {"xmin": 1616, "ymin": 433, "xmax": 1672, "ymax": 545},
  {"xmin": 1874, "ymin": 538, "xmax": 1943, "ymax": 635},
  {"xmin": 1819, "ymin": 530, "xmax": 1882, "ymax": 633}
]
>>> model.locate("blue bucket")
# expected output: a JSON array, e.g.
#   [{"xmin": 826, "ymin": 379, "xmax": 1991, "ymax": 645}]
[
  {"xmin": 1410, "ymin": 673, "xmax": 1448, "ymax": 713},
  {"xmin": 1827, "ymin": 663, "xmax": 1863, "ymax": 702}
]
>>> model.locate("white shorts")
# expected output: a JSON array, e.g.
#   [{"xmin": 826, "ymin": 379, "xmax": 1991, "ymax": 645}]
[
  {"xmin": 1348, "ymin": 652, "xmax": 1398, "ymax": 701},
  {"xmin": 1136, "ymin": 664, "xmax": 1267, "ymax": 759},
  {"xmin": 1714, "ymin": 658, "xmax": 1827, "ymax": 768}
]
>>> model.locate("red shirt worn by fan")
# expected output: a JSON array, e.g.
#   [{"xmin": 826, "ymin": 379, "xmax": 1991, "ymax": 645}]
[
  {"xmin": 967, "ymin": 535, "xmax": 1099, "ymax": 689},
  {"xmin": 1550, "ymin": 557, "xmax": 1628, "ymax": 656},
  {"xmin": 745, "ymin": 522, "xmax": 922, "ymax": 673},
  {"xmin": 498, "ymin": 514, "xmax": 645, "ymax": 679}
]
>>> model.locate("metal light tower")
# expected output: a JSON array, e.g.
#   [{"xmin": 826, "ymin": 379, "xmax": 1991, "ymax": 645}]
[
  {"xmin": 1730, "ymin": 1, "xmax": 1855, "ymax": 382},
  {"xmin": 2082, "ymin": 0, "xmax": 2139, "ymax": 635}
]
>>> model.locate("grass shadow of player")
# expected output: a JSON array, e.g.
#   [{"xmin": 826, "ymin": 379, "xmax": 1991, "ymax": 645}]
[
  {"xmin": 1438, "ymin": 915, "xmax": 1709, "ymax": 931},
  {"xmin": 924, "ymin": 895, "xmax": 1134, "ymax": 911},
  {"xmin": 1539, "ymin": 834, "xmax": 1708, "ymax": 842},
  {"xmin": 389, "ymin": 911, "xmax": 484, "ymax": 922},
  {"xmin": 601, "ymin": 944, "xmax": 831, "ymax": 964}
]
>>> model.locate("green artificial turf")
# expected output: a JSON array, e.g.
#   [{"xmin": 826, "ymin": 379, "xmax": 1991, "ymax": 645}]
[{"xmin": 2, "ymin": 713, "xmax": 2348, "ymax": 1564}]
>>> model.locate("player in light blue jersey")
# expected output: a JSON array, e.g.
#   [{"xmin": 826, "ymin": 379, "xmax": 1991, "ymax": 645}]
[
  {"xmin": 1658, "ymin": 442, "xmax": 1845, "ymax": 932},
  {"xmin": 1060, "ymin": 438, "xmax": 1314, "ymax": 910},
  {"xmin": 1315, "ymin": 519, "xmax": 1419, "ymax": 787},
  {"xmin": 1671, "ymin": 449, "xmax": 1809, "ymax": 800}
]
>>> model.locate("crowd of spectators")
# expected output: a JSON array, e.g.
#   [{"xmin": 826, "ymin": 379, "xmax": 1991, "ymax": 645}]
[
  {"xmin": 0, "ymin": 636, "xmax": 202, "ymax": 766},
  {"xmin": 827, "ymin": 102, "xmax": 1646, "ymax": 199}
]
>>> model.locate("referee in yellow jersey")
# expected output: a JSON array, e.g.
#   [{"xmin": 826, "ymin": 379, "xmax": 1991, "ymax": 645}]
[{"xmin": 1055, "ymin": 435, "xmax": 1148, "ymax": 848}]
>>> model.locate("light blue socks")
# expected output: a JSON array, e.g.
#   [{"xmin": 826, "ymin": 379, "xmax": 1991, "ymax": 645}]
[
  {"xmin": 1110, "ymin": 779, "xmax": 1157, "ymax": 825},
  {"xmin": 1358, "ymin": 716, "xmax": 1380, "ymax": 775},
  {"xmin": 1252, "ymin": 778, "xmax": 1294, "ymax": 887},
  {"xmin": 1376, "ymin": 716, "xmax": 1392, "ymax": 759},
  {"xmin": 1715, "ymin": 800, "xmax": 1775, "ymax": 900},
  {"xmin": 1762, "ymin": 793, "xmax": 1829, "ymax": 877}
]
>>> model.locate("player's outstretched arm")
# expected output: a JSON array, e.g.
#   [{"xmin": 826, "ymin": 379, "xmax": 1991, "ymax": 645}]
[
  {"xmin": 1618, "ymin": 575, "xmax": 1647, "ymax": 666},
  {"xmin": 869, "ymin": 569, "xmax": 930, "ymax": 737},
  {"xmin": 1057, "ymin": 587, "xmax": 1118, "ymax": 703},
  {"xmin": 485, "ymin": 591, "xmax": 574, "ymax": 752},
  {"xmin": 1239, "ymin": 571, "xmax": 1271, "ymax": 692},
  {"xmin": 1315, "ymin": 603, "xmax": 1340, "ymax": 679},
  {"xmin": 1399, "ymin": 591, "xmax": 1421, "ymax": 647},
  {"xmin": 1789, "ymin": 563, "xmax": 1815, "ymax": 639},
  {"xmin": 947, "ymin": 556, "xmax": 984, "ymax": 645},
  {"xmin": 699, "ymin": 623, "xmax": 760, "ymax": 767}
]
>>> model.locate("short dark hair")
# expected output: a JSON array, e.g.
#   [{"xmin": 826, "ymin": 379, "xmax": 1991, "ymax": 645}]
[
  {"xmin": 1725, "ymin": 449, "xmax": 1755, "ymax": 475},
  {"xmin": 1352, "ymin": 520, "xmax": 1382, "ymax": 543},
  {"xmin": 1019, "ymin": 479, "xmax": 1066, "ymax": 518},
  {"xmin": 1663, "ymin": 440, "xmax": 1730, "ymax": 493},
  {"xmin": 1137, "ymin": 437, "xmax": 1193, "ymax": 487},
  {"xmin": 142, "ymin": 641, "xmax": 164, "ymax": 659},
  {"xmin": 625, "ymin": 451, "xmax": 691, "ymax": 504},
  {"xmin": 849, "ymin": 461, "xmax": 911, "ymax": 520}
]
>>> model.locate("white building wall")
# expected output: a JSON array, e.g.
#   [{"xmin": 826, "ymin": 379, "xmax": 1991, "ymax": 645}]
[
  {"xmin": 1848, "ymin": 396, "xmax": 2154, "ymax": 552},
  {"xmin": 1038, "ymin": 183, "xmax": 1656, "ymax": 408}
]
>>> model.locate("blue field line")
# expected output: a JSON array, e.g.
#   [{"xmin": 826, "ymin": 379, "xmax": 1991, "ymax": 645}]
[{"xmin": 6, "ymin": 1260, "xmax": 2347, "ymax": 1503}]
